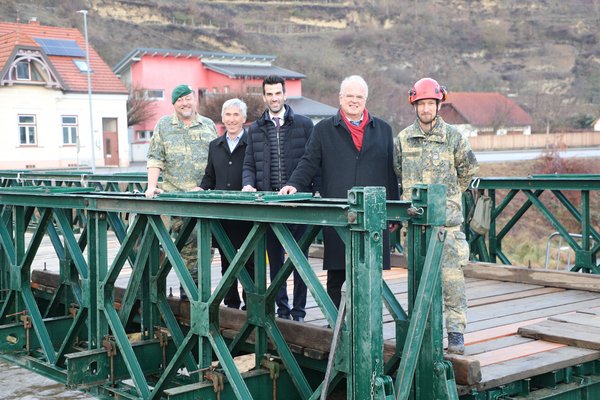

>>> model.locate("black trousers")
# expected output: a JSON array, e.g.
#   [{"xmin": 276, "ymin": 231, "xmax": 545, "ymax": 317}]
[
  {"xmin": 327, "ymin": 269, "xmax": 346, "ymax": 309},
  {"xmin": 267, "ymin": 224, "xmax": 308, "ymax": 319},
  {"xmin": 217, "ymin": 219, "xmax": 255, "ymax": 309}
]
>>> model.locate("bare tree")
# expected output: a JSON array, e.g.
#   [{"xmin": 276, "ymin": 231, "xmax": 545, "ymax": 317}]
[
  {"xmin": 127, "ymin": 84, "xmax": 157, "ymax": 127},
  {"xmin": 489, "ymin": 96, "xmax": 515, "ymax": 134},
  {"xmin": 199, "ymin": 93, "xmax": 265, "ymax": 124},
  {"xmin": 529, "ymin": 93, "xmax": 572, "ymax": 133}
]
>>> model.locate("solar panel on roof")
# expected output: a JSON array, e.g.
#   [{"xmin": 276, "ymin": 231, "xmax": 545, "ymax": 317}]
[{"xmin": 34, "ymin": 38, "xmax": 85, "ymax": 57}]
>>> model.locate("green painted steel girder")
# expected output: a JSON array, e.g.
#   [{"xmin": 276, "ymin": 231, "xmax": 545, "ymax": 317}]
[
  {"xmin": 465, "ymin": 176, "xmax": 599, "ymax": 274},
  {"xmin": 164, "ymin": 368, "xmax": 300, "ymax": 400},
  {"xmin": 65, "ymin": 338, "xmax": 177, "ymax": 388},
  {"xmin": 472, "ymin": 176, "xmax": 600, "ymax": 191},
  {"xmin": 0, "ymin": 183, "xmax": 455, "ymax": 399}
]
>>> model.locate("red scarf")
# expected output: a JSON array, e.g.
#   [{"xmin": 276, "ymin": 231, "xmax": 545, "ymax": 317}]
[{"xmin": 341, "ymin": 108, "xmax": 369, "ymax": 151}]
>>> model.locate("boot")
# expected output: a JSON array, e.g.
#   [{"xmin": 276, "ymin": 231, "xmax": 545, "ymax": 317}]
[
  {"xmin": 179, "ymin": 285, "xmax": 188, "ymax": 301},
  {"xmin": 447, "ymin": 332, "xmax": 465, "ymax": 355}
]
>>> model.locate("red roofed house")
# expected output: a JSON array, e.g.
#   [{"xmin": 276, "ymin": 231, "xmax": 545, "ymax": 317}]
[
  {"xmin": 0, "ymin": 18, "xmax": 129, "ymax": 169},
  {"xmin": 439, "ymin": 92, "xmax": 533, "ymax": 137},
  {"xmin": 113, "ymin": 48, "xmax": 337, "ymax": 162}
]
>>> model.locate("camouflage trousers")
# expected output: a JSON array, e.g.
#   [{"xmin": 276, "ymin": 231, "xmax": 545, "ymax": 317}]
[
  {"xmin": 441, "ymin": 225, "xmax": 469, "ymax": 334},
  {"xmin": 170, "ymin": 216, "xmax": 198, "ymax": 283}
]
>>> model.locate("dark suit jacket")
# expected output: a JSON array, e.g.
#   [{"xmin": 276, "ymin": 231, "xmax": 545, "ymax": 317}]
[
  {"xmin": 287, "ymin": 111, "xmax": 399, "ymax": 270},
  {"xmin": 200, "ymin": 130, "xmax": 254, "ymax": 257}
]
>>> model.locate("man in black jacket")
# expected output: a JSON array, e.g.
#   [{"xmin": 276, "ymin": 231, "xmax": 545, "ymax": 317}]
[
  {"xmin": 280, "ymin": 75, "xmax": 399, "ymax": 307},
  {"xmin": 201, "ymin": 98, "xmax": 254, "ymax": 309},
  {"xmin": 242, "ymin": 75, "xmax": 316, "ymax": 322}
]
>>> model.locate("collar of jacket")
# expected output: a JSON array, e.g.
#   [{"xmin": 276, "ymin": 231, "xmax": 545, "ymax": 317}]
[
  {"xmin": 333, "ymin": 110, "xmax": 373, "ymax": 128},
  {"xmin": 407, "ymin": 116, "xmax": 447, "ymax": 143},
  {"xmin": 170, "ymin": 112, "xmax": 204, "ymax": 127},
  {"xmin": 257, "ymin": 104, "xmax": 293, "ymax": 127},
  {"xmin": 217, "ymin": 128, "xmax": 248, "ymax": 146}
]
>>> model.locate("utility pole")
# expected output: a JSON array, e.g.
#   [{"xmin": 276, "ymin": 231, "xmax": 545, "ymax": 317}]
[{"xmin": 77, "ymin": 10, "xmax": 96, "ymax": 173}]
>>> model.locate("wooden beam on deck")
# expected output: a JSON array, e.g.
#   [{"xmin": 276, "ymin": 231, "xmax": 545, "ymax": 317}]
[{"xmin": 464, "ymin": 262, "xmax": 600, "ymax": 292}]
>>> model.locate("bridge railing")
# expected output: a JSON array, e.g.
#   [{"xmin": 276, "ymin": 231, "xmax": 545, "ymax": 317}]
[
  {"xmin": 0, "ymin": 183, "xmax": 451, "ymax": 399},
  {"xmin": 463, "ymin": 174, "xmax": 600, "ymax": 274}
]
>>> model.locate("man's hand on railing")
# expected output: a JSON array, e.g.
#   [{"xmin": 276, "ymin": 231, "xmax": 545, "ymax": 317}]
[
  {"xmin": 279, "ymin": 185, "xmax": 297, "ymax": 195},
  {"xmin": 145, "ymin": 187, "xmax": 163, "ymax": 198}
]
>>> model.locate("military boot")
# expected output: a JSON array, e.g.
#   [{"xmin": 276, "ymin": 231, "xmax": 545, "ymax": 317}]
[{"xmin": 447, "ymin": 332, "xmax": 465, "ymax": 355}]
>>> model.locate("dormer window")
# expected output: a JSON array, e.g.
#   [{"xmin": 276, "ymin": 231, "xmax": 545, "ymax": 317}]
[
  {"xmin": 1, "ymin": 49, "xmax": 62, "ymax": 89},
  {"xmin": 16, "ymin": 61, "xmax": 30, "ymax": 80},
  {"xmin": 9, "ymin": 57, "xmax": 45, "ymax": 83}
]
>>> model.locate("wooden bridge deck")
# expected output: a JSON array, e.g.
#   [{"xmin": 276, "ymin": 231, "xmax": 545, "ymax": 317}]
[{"xmin": 24, "ymin": 233, "xmax": 600, "ymax": 394}]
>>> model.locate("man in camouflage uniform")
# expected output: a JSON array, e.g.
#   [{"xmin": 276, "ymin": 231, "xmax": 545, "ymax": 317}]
[
  {"xmin": 394, "ymin": 78, "xmax": 479, "ymax": 354},
  {"xmin": 145, "ymin": 84, "xmax": 217, "ymax": 298}
]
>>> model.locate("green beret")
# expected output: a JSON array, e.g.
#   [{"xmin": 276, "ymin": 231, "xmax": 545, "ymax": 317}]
[{"xmin": 171, "ymin": 84, "xmax": 193, "ymax": 104}]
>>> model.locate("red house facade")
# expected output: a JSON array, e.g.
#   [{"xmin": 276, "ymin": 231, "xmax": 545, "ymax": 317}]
[{"xmin": 113, "ymin": 48, "xmax": 336, "ymax": 162}]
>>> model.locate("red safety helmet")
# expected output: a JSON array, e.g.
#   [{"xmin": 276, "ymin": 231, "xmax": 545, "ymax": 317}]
[{"xmin": 408, "ymin": 78, "xmax": 447, "ymax": 104}]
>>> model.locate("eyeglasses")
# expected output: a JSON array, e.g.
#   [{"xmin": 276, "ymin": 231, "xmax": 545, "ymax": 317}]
[{"xmin": 342, "ymin": 94, "xmax": 366, "ymax": 101}]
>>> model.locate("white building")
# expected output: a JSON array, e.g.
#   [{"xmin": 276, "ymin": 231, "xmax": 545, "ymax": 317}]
[{"xmin": 0, "ymin": 19, "xmax": 129, "ymax": 169}]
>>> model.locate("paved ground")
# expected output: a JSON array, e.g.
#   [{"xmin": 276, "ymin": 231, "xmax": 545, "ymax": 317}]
[{"xmin": 0, "ymin": 361, "xmax": 93, "ymax": 399}]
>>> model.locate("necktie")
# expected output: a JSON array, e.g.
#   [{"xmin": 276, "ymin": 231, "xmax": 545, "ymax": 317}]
[{"xmin": 274, "ymin": 117, "xmax": 281, "ymax": 133}]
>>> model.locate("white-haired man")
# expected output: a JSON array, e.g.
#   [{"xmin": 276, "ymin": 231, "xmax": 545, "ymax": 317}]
[
  {"xmin": 280, "ymin": 75, "xmax": 399, "ymax": 307},
  {"xmin": 200, "ymin": 98, "xmax": 254, "ymax": 309}
]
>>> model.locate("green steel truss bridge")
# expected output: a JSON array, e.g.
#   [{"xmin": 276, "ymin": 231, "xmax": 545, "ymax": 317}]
[{"xmin": 0, "ymin": 170, "xmax": 598, "ymax": 399}]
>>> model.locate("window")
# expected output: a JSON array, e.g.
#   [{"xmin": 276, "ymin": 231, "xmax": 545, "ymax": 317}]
[
  {"xmin": 223, "ymin": 86, "xmax": 230, "ymax": 94},
  {"xmin": 247, "ymin": 86, "xmax": 262, "ymax": 95},
  {"xmin": 73, "ymin": 59, "xmax": 90, "ymax": 72},
  {"xmin": 137, "ymin": 130, "xmax": 153, "ymax": 141},
  {"xmin": 62, "ymin": 116, "xmax": 78, "ymax": 145},
  {"xmin": 18, "ymin": 115, "xmax": 36, "ymax": 145},
  {"xmin": 16, "ymin": 61, "xmax": 31, "ymax": 80},
  {"xmin": 13, "ymin": 58, "xmax": 44, "ymax": 82},
  {"xmin": 135, "ymin": 89, "xmax": 164, "ymax": 100},
  {"xmin": 146, "ymin": 90, "xmax": 164, "ymax": 100}
]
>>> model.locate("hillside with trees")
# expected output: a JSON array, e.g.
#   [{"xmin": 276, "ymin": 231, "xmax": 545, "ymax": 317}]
[{"xmin": 3, "ymin": 0, "xmax": 600, "ymax": 132}]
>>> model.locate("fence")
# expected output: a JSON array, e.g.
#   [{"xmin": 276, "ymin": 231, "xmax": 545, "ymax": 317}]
[{"xmin": 468, "ymin": 131, "xmax": 600, "ymax": 151}]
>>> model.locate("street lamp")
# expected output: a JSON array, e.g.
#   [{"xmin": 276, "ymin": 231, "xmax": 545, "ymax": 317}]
[{"xmin": 77, "ymin": 10, "xmax": 96, "ymax": 173}]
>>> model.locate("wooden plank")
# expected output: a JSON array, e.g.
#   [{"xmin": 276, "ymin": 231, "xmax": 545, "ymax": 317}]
[
  {"xmin": 473, "ymin": 340, "xmax": 565, "ymax": 367},
  {"xmin": 443, "ymin": 354, "xmax": 481, "ymax": 385},
  {"xmin": 465, "ymin": 318, "xmax": 549, "ymax": 344},
  {"xmin": 465, "ymin": 335, "xmax": 535, "ymax": 356},
  {"xmin": 518, "ymin": 319, "xmax": 600, "ymax": 350},
  {"xmin": 549, "ymin": 312, "xmax": 600, "ymax": 328},
  {"xmin": 467, "ymin": 290, "xmax": 600, "ymax": 325},
  {"xmin": 466, "ymin": 281, "xmax": 545, "ymax": 300},
  {"xmin": 472, "ymin": 346, "xmax": 600, "ymax": 393},
  {"xmin": 466, "ymin": 297, "xmax": 600, "ymax": 333},
  {"xmin": 464, "ymin": 262, "xmax": 600, "ymax": 292},
  {"xmin": 468, "ymin": 287, "xmax": 564, "ymax": 307}
]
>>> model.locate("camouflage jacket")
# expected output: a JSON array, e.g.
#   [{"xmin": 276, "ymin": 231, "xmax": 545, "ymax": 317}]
[
  {"xmin": 147, "ymin": 113, "xmax": 217, "ymax": 192},
  {"xmin": 394, "ymin": 117, "xmax": 479, "ymax": 226}
]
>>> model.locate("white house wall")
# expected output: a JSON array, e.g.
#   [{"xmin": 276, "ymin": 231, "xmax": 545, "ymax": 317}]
[{"xmin": 0, "ymin": 85, "xmax": 128, "ymax": 169}]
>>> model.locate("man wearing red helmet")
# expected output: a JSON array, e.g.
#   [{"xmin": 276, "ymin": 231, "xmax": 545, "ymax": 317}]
[{"xmin": 394, "ymin": 78, "xmax": 479, "ymax": 354}]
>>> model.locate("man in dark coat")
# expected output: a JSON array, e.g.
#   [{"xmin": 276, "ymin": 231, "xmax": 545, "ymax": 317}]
[
  {"xmin": 200, "ymin": 98, "xmax": 254, "ymax": 309},
  {"xmin": 242, "ymin": 75, "xmax": 317, "ymax": 322},
  {"xmin": 280, "ymin": 75, "xmax": 399, "ymax": 307}
]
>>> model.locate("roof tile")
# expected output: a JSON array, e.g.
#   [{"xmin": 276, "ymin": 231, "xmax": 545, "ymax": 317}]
[{"xmin": 441, "ymin": 92, "xmax": 533, "ymax": 127}]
